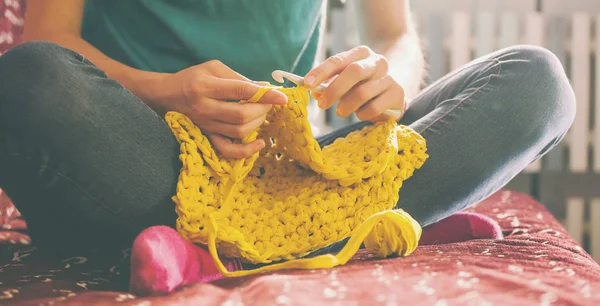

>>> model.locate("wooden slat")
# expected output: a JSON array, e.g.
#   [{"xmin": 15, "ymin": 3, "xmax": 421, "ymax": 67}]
[
  {"xmin": 327, "ymin": 8, "xmax": 351, "ymax": 129},
  {"xmin": 343, "ymin": 0, "xmax": 360, "ymax": 48},
  {"xmin": 524, "ymin": 12, "xmax": 545, "ymax": 46},
  {"xmin": 413, "ymin": 0, "xmax": 471, "ymax": 13},
  {"xmin": 595, "ymin": 15, "xmax": 600, "ymax": 173},
  {"xmin": 499, "ymin": 12, "xmax": 519, "ymax": 49},
  {"xmin": 543, "ymin": 0, "xmax": 600, "ymax": 14},
  {"xmin": 522, "ymin": 12, "xmax": 545, "ymax": 173},
  {"xmin": 475, "ymin": 12, "xmax": 495, "ymax": 58},
  {"xmin": 566, "ymin": 197, "xmax": 586, "ymax": 244},
  {"xmin": 540, "ymin": 175, "xmax": 567, "ymax": 221},
  {"xmin": 591, "ymin": 198, "xmax": 600, "ymax": 262},
  {"xmin": 543, "ymin": 16, "xmax": 568, "ymax": 171},
  {"xmin": 496, "ymin": 0, "xmax": 537, "ymax": 11},
  {"xmin": 569, "ymin": 13, "xmax": 591, "ymax": 173},
  {"xmin": 426, "ymin": 14, "xmax": 446, "ymax": 83},
  {"xmin": 344, "ymin": 2, "xmax": 361, "ymax": 125},
  {"xmin": 450, "ymin": 11, "xmax": 471, "ymax": 71}
]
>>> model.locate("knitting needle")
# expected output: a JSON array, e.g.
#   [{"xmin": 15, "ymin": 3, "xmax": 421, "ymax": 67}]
[
  {"xmin": 271, "ymin": 70, "xmax": 328, "ymax": 92},
  {"xmin": 271, "ymin": 70, "xmax": 403, "ymax": 119}
]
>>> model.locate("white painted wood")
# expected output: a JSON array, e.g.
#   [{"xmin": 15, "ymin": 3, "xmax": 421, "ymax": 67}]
[
  {"xmin": 569, "ymin": 13, "xmax": 591, "ymax": 173},
  {"xmin": 450, "ymin": 11, "xmax": 471, "ymax": 71},
  {"xmin": 566, "ymin": 197, "xmax": 586, "ymax": 245},
  {"xmin": 413, "ymin": 0, "xmax": 471, "ymax": 14},
  {"xmin": 544, "ymin": 16, "xmax": 568, "ymax": 171},
  {"xmin": 524, "ymin": 12, "xmax": 545, "ymax": 46},
  {"xmin": 591, "ymin": 198, "xmax": 600, "ymax": 262},
  {"xmin": 496, "ymin": 0, "xmax": 537, "ymax": 11},
  {"xmin": 329, "ymin": 9, "xmax": 348, "ymax": 55},
  {"xmin": 426, "ymin": 14, "xmax": 446, "ymax": 83},
  {"xmin": 343, "ymin": 1, "xmax": 360, "ymax": 48},
  {"xmin": 327, "ymin": 8, "xmax": 351, "ymax": 129},
  {"xmin": 475, "ymin": 12, "xmax": 495, "ymax": 58},
  {"xmin": 499, "ymin": 12, "xmax": 519, "ymax": 49},
  {"xmin": 543, "ymin": 0, "xmax": 600, "ymax": 15},
  {"xmin": 595, "ymin": 15, "xmax": 600, "ymax": 173},
  {"xmin": 523, "ymin": 160, "xmax": 542, "ymax": 173},
  {"xmin": 522, "ymin": 12, "xmax": 545, "ymax": 173}
]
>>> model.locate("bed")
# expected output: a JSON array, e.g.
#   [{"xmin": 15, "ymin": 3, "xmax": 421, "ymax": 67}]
[
  {"xmin": 2, "ymin": 1, "xmax": 600, "ymax": 305},
  {"xmin": 1, "ymin": 190, "xmax": 599, "ymax": 305}
]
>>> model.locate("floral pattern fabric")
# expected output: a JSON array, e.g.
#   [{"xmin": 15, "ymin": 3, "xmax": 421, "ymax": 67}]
[
  {"xmin": 2, "ymin": 1, "xmax": 600, "ymax": 304},
  {"xmin": 1, "ymin": 191, "xmax": 600, "ymax": 305}
]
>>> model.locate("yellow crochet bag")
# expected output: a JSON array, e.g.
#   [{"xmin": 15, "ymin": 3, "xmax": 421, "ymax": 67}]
[{"xmin": 165, "ymin": 86, "xmax": 428, "ymax": 277}]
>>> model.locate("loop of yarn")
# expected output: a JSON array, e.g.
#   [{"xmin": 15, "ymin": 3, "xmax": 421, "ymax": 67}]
[{"xmin": 165, "ymin": 85, "xmax": 428, "ymax": 277}]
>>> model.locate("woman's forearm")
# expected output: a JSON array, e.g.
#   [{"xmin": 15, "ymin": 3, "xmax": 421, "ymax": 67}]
[{"xmin": 22, "ymin": 32, "xmax": 168, "ymax": 109}]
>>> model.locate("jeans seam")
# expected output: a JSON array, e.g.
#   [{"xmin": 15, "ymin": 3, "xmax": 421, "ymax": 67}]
[
  {"xmin": 417, "ymin": 58, "xmax": 502, "ymax": 134},
  {"xmin": 416, "ymin": 59, "xmax": 498, "ymax": 100},
  {"xmin": 40, "ymin": 166, "xmax": 120, "ymax": 216},
  {"xmin": 315, "ymin": 59, "xmax": 502, "ymax": 146}
]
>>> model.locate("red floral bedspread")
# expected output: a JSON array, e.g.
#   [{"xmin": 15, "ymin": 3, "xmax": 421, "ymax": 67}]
[
  {"xmin": 1, "ymin": 190, "xmax": 599, "ymax": 305},
  {"xmin": 0, "ymin": 0, "xmax": 25, "ymax": 55},
  {"xmin": 2, "ymin": 2, "xmax": 600, "ymax": 305}
]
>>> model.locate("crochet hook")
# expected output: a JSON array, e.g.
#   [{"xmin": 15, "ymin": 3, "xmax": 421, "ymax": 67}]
[{"xmin": 271, "ymin": 70, "xmax": 403, "ymax": 119}]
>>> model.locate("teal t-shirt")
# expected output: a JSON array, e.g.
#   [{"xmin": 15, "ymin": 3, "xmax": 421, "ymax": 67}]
[{"xmin": 81, "ymin": 0, "xmax": 323, "ymax": 82}]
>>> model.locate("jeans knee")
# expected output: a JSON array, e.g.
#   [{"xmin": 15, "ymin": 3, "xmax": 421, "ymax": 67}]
[
  {"xmin": 496, "ymin": 45, "xmax": 576, "ymax": 142},
  {"xmin": 0, "ymin": 41, "xmax": 82, "ymax": 84},
  {"xmin": 0, "ymin": 41, "xmax": 98, "ymax": 126}
]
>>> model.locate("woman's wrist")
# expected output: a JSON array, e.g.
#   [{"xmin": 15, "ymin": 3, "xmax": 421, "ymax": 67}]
[{"xmin": 122, "ymin": 70, "xmax": 173, "ymax": 113}]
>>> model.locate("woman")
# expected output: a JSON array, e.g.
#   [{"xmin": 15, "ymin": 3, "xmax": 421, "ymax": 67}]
[{"xmin": 0, "ymin": 0, "xmax": 574, "ymax": 255}]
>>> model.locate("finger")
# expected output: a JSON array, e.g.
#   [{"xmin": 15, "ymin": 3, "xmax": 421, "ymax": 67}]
[
  {"xmin": 204, "ymin": 60, "xmax": 251, "ymax": 81},
  {"xmin": 336, "ymin": 76, "xmax": 393, "ymax": 117},
  {"xmin": 310, "ymin": 91, "xmax": 322, "ymax": 100},
  {"xmin": 207, "ymin": 133, "xmax": 265, "ymax": 159},
  {"xmin": 304, "ymin": 45, "xmax": 373, "ymax": 88},
  {"xmin": 204, "ymin": 61, "xmax": 272, "ymax": 87},
  {"xmin": 201, "ymin": 115, "xmax": 267, "ymax": 139},
  {"xmin": 310, "ymin": 75, "xmax": 337, "ymax": 100},
  {"xmin": 206, "ymin": 77, "xmax": 287, "ymax": 105},
  {"xmin": 202, "ymin": 99, "xmax": 272, "ymax": 124},
  {"xmin": 356, "ymin": 86, "xmax": 405, "ymax": 122},
  {"xmin": 319, "ymin": 55, "xmax": 388, "ymax": 110}
]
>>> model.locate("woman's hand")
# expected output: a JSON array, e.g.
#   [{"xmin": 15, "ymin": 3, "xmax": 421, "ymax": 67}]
[
  {"xmin": 304, "ymin": 45, "xmax": 406, "ymax": 122},
  {"xmin": 154, "ymin": 60, "xmax": 287, "ymax": 159}
]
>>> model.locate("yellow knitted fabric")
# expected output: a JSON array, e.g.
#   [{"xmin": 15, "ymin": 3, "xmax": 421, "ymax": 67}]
[{"xmin": 165, "ymin": 86, "xmax": 428, "ymax": 277}]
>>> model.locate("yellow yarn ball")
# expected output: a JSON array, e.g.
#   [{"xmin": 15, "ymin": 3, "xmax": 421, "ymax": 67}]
[{"xmin": 363, "ymin": 210, "xmax": 422, "ymax": 258}]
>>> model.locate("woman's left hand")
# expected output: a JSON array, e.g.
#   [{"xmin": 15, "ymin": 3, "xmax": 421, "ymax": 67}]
[{"xmin": 304, "ymin": 45, "xmax": 406, "ymax": 122}]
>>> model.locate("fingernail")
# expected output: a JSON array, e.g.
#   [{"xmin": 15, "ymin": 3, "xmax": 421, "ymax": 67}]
[
  {"xmin": 318, "ymin": 98, "xmax": 327, "ymax": 109},
  {"xmin": 304, "ymin": 76, "xmax": 315, "ymax": 87},
  {"xmin": 335, "ymin": 107, "xmax": 343, "ymax": 117},
  {"xmin": 277, "ymin": 95, "xmax": 288, "ymax": 104}
]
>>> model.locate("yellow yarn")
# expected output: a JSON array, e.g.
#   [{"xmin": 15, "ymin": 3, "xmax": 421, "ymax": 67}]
[{"xmin": 165, "ymin": 86, "xmax": 428, "ymax": 277}]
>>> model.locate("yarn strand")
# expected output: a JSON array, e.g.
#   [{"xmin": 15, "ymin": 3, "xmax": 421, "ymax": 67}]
[
  {"xmin": 208, "ymin": 209, "xmax": 422, "ymax": 277},
  {"xmin": 165, "ymin": 85, "xmax": 428, "ymax": 276}
]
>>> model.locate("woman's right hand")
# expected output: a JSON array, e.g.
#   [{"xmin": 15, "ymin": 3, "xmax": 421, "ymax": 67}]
[{"xmin": 151, "ymin": 60, "xmax": 287, "ymax": 159}]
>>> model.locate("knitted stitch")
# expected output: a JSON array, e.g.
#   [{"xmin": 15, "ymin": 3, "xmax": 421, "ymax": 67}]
[{"xmin": 165, "ymin": 86, "xmax": 428, "ymax": 277}]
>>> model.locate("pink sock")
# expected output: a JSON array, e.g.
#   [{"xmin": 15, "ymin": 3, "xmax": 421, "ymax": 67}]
[
  {"xmin": 419, "ymin": 212, "xmax": 503, "ymax": 245},
  {"xmin": 129, "ymin": 226, "xmax": 243, "ymax": 296},
  {"xmin": 130, "ymin": 213, "xmax": 502, "ymax": 295}
]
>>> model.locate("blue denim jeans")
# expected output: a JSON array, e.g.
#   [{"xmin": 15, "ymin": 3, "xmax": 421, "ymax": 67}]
[{"xmin": 0, "ymin": 42, "xmax": 575, "ymax": 251}]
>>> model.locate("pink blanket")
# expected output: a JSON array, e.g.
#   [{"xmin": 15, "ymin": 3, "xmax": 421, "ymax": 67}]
[{"xmin": 1, "ymin": 191, "xmax": 599, "ymax": 305}]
